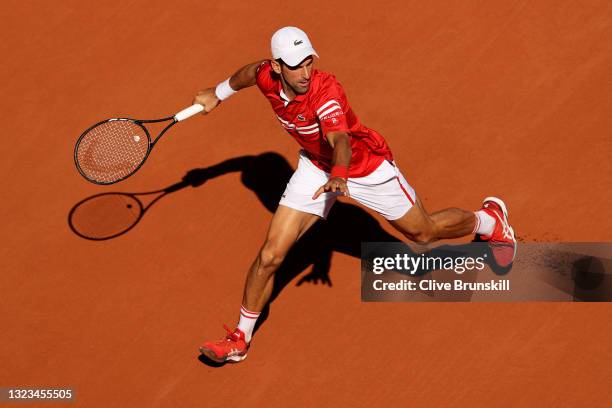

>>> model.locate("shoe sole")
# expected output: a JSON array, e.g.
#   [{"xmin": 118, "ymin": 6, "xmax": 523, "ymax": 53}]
[
  {"xmin": 199, "ymin": 346, "xmax": 247, "ymax": 363},
  {"xmin": 482, "ymin": 196, "xmax": 517, "ymax": 261}
]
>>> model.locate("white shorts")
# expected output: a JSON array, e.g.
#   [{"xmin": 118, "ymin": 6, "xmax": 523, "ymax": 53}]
[{"xmin": 279, "ymin": 151, "xmax": 417, "ymax": 220}]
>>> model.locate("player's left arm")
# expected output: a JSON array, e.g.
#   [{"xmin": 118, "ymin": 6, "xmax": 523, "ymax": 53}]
[{"xmin": 312, "ymin": 131, "xmax": 351, "ymax": 199}]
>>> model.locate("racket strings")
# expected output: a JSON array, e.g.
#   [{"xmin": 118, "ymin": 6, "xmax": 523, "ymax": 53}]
[{"xmin": 76, "ymin": 120, "xmax": 149, "ymax": 183}]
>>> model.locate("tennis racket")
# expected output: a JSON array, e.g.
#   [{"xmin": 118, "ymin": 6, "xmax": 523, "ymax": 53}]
[
  {"xmin": 74, "ymin": 104, "xmax": 204, "ymax": 185},
  {"xmin": 68, "ymin": 181, "xmax": 188, "ymax": 240}
]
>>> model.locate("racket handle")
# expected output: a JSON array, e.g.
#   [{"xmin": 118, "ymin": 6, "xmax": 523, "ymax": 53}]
[{"xmin": 174, "ymin": 104, "xmax": 205, "ymax": 122}]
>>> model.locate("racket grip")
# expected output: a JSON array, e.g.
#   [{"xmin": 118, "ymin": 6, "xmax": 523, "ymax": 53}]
[{"xmin": 174, "ymin": 104, "xmax": 205, "ymax": 121}]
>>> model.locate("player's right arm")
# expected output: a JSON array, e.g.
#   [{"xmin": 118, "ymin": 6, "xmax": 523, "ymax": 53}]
[{"xmin": 193, "ymin": 60, "xmax": 266, "ymax": 113}]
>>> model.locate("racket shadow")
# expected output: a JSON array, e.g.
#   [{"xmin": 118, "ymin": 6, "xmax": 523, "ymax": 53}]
[
  {"xmin": 68, "ymin": 182, "xmax": 187, "ymax": 240},
  {"xmin": 69, "ymin": 163, "xmax": 237, "ymax": 240}
]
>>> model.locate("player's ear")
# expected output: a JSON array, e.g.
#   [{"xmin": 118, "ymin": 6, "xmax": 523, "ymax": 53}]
[{"xmin": 270, "ymin": 59, "xmax": 282, "ymax": 74}]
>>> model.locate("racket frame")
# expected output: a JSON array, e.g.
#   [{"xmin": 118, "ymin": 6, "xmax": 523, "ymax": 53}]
[{"xmin": 74, "ymin": 115, "xmax": 178, "ymax": 185}]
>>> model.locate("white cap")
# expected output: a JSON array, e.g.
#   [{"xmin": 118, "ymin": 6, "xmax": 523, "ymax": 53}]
[{"xmin": 271, "ymin": 26, "xmax": 319, "ymax": 67}]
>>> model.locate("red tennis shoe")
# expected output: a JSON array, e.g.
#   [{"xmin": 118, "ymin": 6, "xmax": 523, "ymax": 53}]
[
  {"xmin": 478, "ymin": 197, "xmax": 517, "ymax": 267},
  {"xmin": 199, "ymin": 325, "xmax": 248, "ymax": 363}
]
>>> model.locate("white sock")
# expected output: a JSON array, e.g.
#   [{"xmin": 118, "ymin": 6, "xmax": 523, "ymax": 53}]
[
  {"xmin": 237, "ymin": 305, "xmax": 260, "ymax": 343},
  {"xmin": 473, "ymin": 210, "xmax": 496, "ymax": 236}
]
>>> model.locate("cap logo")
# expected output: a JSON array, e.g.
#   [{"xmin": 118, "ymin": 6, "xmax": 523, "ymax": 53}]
[{"xmin": 293, "ymin": 39, "xmax": 303, "ymax": 46}]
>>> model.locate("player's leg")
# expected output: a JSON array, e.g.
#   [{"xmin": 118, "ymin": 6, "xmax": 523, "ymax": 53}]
[
  {"xmin": 348, "ymin": 159, "xmax": 513, "ymax": 245},
  {"xmin": 390, "ymin": 195, "xmax": 517, "ymax": 267},
  {"xmin": 242, "ymin": 205, "xmax": 320, "ymax": 313},
  {"xmin": 199, "ymin": 150, "xmax": 337, "ymax": 363},
  {"xmin": 347, "ymin": 160, "xmax": 472, "ymax": 244},
  {"xmin": 388, "ymin": 197, "xmax": 476, "ymax": 244},
  {"xmin": 199, "ymin": 206, "xmax": 319, "ymax": 363}
]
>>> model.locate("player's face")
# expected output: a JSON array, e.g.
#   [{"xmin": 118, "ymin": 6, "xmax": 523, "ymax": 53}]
[{"xmin": 274, "ymin": 56, "xmax": 314, "ymax": 95}]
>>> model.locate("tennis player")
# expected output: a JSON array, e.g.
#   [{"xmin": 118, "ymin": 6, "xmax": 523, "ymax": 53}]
[{"xmin": 194, "ymin": 27, "xmax": 516, "ymax": 363}]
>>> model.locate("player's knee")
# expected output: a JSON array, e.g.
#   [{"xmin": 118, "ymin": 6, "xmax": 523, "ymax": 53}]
[
  {"xmin": 258, "ymin": 244, "xmax": 286, "ymax": 272},
  {"xmin": 408, "ymin": 230, "xmax": 435, "ymax": 245}
]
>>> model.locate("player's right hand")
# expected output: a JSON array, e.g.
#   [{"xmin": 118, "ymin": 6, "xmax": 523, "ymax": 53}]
[{"xmin": 193, "ymin": 88, "xmax": 220, "ymax": 114}]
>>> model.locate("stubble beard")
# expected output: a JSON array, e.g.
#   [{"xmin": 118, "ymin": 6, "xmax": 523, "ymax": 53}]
[{"xmin": 281, "ymin": 74, "xmax": 309, "ymax": 96}]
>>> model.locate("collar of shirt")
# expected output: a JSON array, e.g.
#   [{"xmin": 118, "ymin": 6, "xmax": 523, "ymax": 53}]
[{"xmin": 278, "ymin": 81, "xmax": 307, "ymax": 106}]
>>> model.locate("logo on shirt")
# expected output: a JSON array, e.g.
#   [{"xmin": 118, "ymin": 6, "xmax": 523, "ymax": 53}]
[
  {"xmin": 293, "ymin": 39, "xmax": 303, "ymax": 46},
  {"xmin": 321, "ymin": 111, "xmax": 343, "ymax": 121},
  {"xmin": 297, "ymin": 114, "xmax": 306, "ymax": 121}
]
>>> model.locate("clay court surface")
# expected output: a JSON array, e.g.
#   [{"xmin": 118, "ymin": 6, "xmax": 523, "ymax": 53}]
[{"xmin": 2, "ymin": 1, "xmax": 612, "ymax": 406}]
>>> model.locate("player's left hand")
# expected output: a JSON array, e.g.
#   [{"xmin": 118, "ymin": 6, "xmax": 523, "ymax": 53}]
[{"xmin": 312, "ymin": 177, "xmax": 350, "ymax": 200}]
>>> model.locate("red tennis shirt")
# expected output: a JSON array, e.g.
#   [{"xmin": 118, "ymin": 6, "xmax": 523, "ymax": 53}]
[{"xmin": 255, "ymin": 61, "xmax": 393, "ymax": 178}]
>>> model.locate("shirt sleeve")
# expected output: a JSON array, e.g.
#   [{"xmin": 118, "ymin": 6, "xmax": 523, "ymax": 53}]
[
  {"xmin": 255, "ymin": 61, "xmax": 276, "ymax": 93},
  {"xmin": 313, "ymin": 75, "xmax": 350, "ymax": 135}
]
